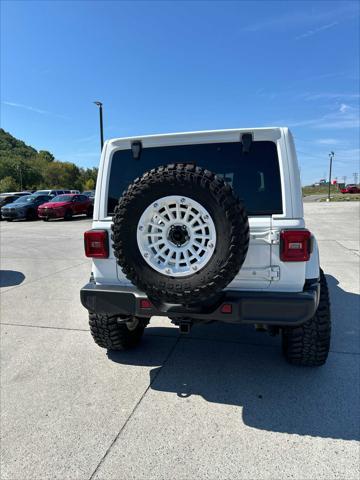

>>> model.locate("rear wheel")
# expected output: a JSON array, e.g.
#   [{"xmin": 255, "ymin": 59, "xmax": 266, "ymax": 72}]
[
  {"xmin": 64, "ymin": 209, "xmax": 73, "ymax": 221},
  {"xmin": 89, "ymin": 313, "xmax": 149, "ymax": 350},
  {"xmin": 282, "ymin": 270, "xmax": 331, "ymax": 366}
]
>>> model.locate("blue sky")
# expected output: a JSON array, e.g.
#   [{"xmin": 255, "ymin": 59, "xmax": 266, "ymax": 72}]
[{"xmin": 1, "ymin": 0, "xmax": 359, "ymax": 185}]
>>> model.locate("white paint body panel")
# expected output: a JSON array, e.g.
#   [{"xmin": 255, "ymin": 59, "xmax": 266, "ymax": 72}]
[{"xmin": 91, "ymin": 127, "xmax": 319, "ymax": 293}]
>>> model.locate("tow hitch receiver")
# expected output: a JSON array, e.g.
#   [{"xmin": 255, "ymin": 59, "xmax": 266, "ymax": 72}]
[
  {"xmin": 171, "ymin": 318, "xmax": 193, "ymax": 334},
  {"xmin": 179, "ymin": 322, "xmax": 192, "ymax": 334}
]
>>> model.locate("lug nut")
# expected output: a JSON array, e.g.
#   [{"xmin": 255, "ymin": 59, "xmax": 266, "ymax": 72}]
[
  {"xmin": 208, "ymin": 242, "xmax": 214, "ymax": 248},
  {"xmin": 165, "ymin": 268, "xmax": 171, "ymax": 274},
  {"xmin": 180, "ymin": 198, "xmax": 186, "ymax": 203},
  {"xmin": 144, "ymin": 252, "xmax": 149, "ymax": 258},
  {"xmin": 203, "ymin": 215, "xmax": 209, "ymax": 221},
  {"xmin": 139, "ymin": 225, "xmax": 143, "ymax": 231},
  {"xmin": 153, "ymin": 202, "xmax": 158, "ymax": 208},
  {"xmin": 192, "ymin": 265, "xmax": 198, "ymax": 271}
]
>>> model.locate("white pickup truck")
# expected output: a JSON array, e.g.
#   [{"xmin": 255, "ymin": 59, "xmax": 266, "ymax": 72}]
[{"xmin": 81, "ymin": 127, "xmax": 331, "ymax": 366}]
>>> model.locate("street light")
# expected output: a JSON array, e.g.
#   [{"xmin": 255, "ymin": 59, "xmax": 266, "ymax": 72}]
[
  {"xmin": 327, "ymin": 151, "xmax": 335, "ymax": 202},
  {"xmin": 93, "ymin": 101, "xmax": 104, "ymax": 151}
]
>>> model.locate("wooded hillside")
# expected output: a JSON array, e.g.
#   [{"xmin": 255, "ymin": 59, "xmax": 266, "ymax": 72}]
[{"xmin": 0, "ymin": 128, "xmax": 98, "ymax": 192}]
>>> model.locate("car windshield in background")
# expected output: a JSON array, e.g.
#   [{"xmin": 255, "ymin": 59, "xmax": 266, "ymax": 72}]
[
  {"xmin": 12, "ymin": 196, "xmax": 30, "ymax": 204},
  {"xmin": 107, "ymin": 141, "xmax": 283, "ymax": 216},
  {"xmin": 35, "ymin": 191, "xmax": 50, "ymax": 195},
  {"xmin": 83, "ymin": 191, "xmax": 95, "ymax": 197},
  {"xmin": 22, "ymin": 195, "xmax": 50, "ymax": 203},
  {"xmin": 51, "ymin": 195, "xmax": 73, "ymax": 202}
]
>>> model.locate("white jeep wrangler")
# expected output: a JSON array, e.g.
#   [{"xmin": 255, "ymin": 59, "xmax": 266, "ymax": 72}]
[{"xmin": 80, "ymin": 127, "xmax": 331, "ymax": 366}]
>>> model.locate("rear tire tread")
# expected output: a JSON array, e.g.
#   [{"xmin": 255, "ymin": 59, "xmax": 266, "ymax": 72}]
[
  {"xmin": 282, "ymin": 269, "xmax": 331, "ymax": 366},
  {"xmin": 89, "ymin": 313, "xmax": 148, "ymax": 350}
]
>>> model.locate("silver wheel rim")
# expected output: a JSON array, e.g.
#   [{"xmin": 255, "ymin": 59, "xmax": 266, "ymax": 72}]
[{"xmin": 137, "ymin": 195, "xmax": 217, "ymax": 277}]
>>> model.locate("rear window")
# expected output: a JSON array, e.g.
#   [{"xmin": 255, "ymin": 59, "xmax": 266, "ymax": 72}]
[
  {"xmin": 107, "ymin": 141, "xmax": 282, "ymax": 216},
  {"xmin": 52, "ymin": 195, "xmax": 73, "ymax": 202}
]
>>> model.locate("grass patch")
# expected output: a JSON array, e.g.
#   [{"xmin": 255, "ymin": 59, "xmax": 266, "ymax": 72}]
[
  {"xmin": 319, "ymin": 194, "xmax": 360, "ymax": 202},
  {"xmin": 302, "ymin": 185, "xmax": 338, "ymax": 196}
]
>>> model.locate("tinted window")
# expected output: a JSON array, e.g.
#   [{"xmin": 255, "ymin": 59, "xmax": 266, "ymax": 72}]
[
  {"xmin": 13, "ymin": 196, "xmax": 30, "ymax": 204},
  {"xmin": 26, "ymin": 195, "xmax": 50, "ymax": 202},
  {"xmin": 52, "ymin": 195, "xmax": 73, "ymax": 202},
  {"xmin": 107, "ymin": 141, "xmax": 282, "ymax": 216}
]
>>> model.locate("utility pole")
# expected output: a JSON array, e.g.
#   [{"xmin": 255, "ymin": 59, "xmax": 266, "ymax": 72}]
[
  {"xmin": 353, "ymin": 172, "xmax": 359, "ymax": 185},
  {"xmin": 327, "ymin": 151, "xmax": 335, "ymax": 202},
  {"xmin": 93, "ymin": 101, "xmax": 104, "ymax": 151},
  {"xmin": 342, "ymin": 175, "xmax": 347, "ymax": 185}
]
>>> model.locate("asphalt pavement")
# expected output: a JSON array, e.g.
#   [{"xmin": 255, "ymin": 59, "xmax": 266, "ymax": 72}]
[{"xmin": 1, "ymin": 203, "xmax": 359, "ymax": 480}]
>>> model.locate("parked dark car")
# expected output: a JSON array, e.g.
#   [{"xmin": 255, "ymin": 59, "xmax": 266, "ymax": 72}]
[
  {"xmin": 1, "ymin": 194, "xmax": 52, "ymax": 221},
  {"xmin": 38, "ymin": 194, "xmax": 93, "ymax": 221},
  {"xmin": 82, "ymin": 190, "xmax": 95, "ymax": 204},
  {"xmin": 0, "ymin": 192, "xmax": 31, "ymax": 219}
]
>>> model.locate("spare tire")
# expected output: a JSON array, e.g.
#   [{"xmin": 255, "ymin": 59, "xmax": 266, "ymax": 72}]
[{"xmin": 112, "ymin": 163, "xmax": 249, "ymax": 304}]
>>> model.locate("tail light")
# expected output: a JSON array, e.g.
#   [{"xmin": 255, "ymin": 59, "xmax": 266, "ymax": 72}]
[
  {"xmin": 84, "ymin": 230, "xmax": 109, "ymax": 258},
  {"xmin": 220, "ymin": 303, "xmax": 232, "ymax": 314},
  {"xmin": 139, "ymin": 298, "xmax": 152, "ymax": 309},
  {"xmin": 280, "ymin": 230, "xmax": 311, "ymax": 262}
]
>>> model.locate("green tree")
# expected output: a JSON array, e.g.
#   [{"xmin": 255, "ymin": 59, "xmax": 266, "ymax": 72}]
[
  {"xmin": 0, "ymin": 176, "xmax": 19, "ymax": 193},
  {"xmin": 84, "ymin": 178, "xmax": 95, "ymax": 190},
  {"xmin": 38, "ymin": 150, "xmax": 55, "ymax": 162}
]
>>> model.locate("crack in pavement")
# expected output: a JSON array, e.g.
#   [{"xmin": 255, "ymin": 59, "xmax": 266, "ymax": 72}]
[{"xmin": 88, "ymin": 335, "xmax": 181, "ymax": 480}]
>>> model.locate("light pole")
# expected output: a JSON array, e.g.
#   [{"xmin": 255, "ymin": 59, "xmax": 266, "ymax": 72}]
[
  {"xmin": 93, "ymin": 101, "xmax": 104, "ymax": 151},
  {"xmin": 327, "ymin": 151, "xmax": 335, "ymax": 202}
]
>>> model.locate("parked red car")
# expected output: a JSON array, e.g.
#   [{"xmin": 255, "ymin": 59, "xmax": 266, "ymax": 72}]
[
  {"xmin": 340, "ymin": 184, "xmax": 360, "ymax": 194},
  {"xmin": 38, "ymin": 194, "xmax": 93, "ymax": 221}
]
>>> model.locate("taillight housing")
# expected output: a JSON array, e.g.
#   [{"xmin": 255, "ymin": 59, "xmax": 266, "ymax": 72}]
[
  {"xmin": 280, "ymin": 230, "xmax": 311, "ymax": 262},
  {"xmin": 84, "ymin": 230, "xmax": 109, "ymax": 258}
]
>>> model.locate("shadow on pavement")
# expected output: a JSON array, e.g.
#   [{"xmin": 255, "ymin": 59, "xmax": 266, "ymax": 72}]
[
  {"xmin": 108, "ymin": 274, "xmax": 360, "ymax": 441},
  {"xmin": 0, "ymin": 270, "xmax": 25, "ymax": 287}
]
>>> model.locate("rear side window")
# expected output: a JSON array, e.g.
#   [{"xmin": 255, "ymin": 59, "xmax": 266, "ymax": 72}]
[{"xmin": 107, "ymin": 141, "xmax": 282, "ymax": 216}]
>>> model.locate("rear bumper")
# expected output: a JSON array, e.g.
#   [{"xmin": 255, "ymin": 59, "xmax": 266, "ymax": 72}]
[{"xmin": 80, "ymin": 280, "xmax": 320, "ymax": 326}]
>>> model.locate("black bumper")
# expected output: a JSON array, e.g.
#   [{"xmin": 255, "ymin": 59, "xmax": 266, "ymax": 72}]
[{"xmin": 80, "ymin": 279, "xmax": 320, "ymax": 327}]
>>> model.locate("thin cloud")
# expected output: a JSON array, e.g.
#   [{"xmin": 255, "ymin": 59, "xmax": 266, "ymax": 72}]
[
  {"xmin": 76, "ymin": 134, "xmax": 98, "ymax": 143},
  {"xmin": 284, "ymin": 109, "xmax": 360, "ymax": 130},
  {"xmin": 242, "ymin": 3, "xmax": 357, "ymax": 32},
  {"xmin": 295, "ymin": 22, "xmax": 338, "ymax": 40},
  {"xmin": 302, "ymin": 93, "xmax": 360, "ymax": 101},
  {"xmin": 339, "ymin": 103, "xmax": 351, "ymax": 113},
  {"xmin": 2, "ymin": 101, "xmax": 69, "ymax": 119},
  {"xmin": 316, "ymin": 139, "xmax": 340, "ymax": 145}
]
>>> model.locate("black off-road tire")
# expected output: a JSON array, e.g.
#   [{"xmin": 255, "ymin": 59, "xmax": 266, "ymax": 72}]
[
  {"xmin": 282, "ymin": 269, "xmax": 331, "ymax": 366},
  {"xmin": 89, "ymin": 313, "xmax": 149, "ymax": 350},
  {"xmin": 112, "ymin": 163, "xmax": 249, "ymax": 304}
]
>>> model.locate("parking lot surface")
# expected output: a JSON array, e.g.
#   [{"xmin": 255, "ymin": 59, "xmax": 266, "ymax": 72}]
[{"xmin": 1, "ymin": 203, "xmax": 359, "ymax": 480}]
